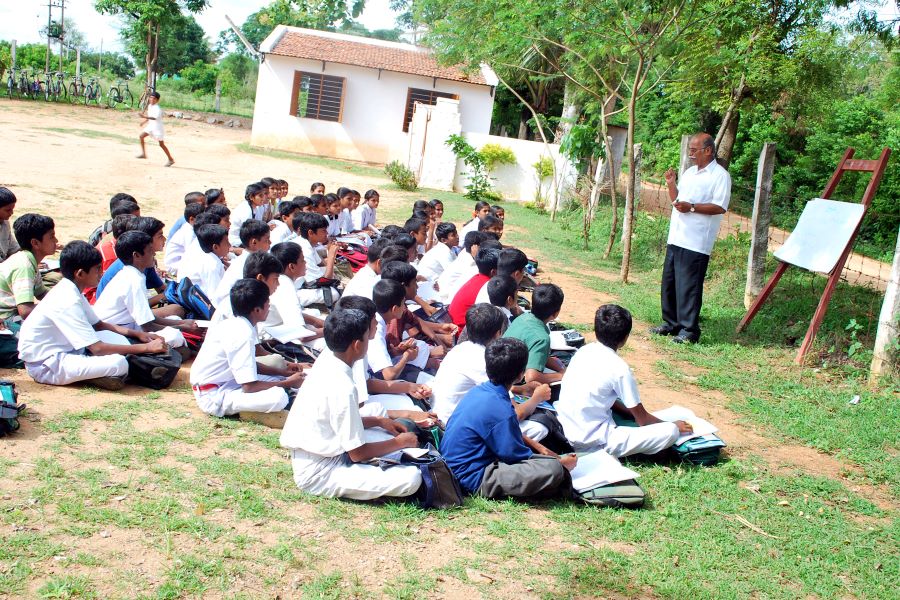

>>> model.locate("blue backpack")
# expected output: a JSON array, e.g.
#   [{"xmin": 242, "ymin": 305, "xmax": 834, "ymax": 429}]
[{"xmin": 165, "ymin": 278, "xmax": 215, "ymax": 321}]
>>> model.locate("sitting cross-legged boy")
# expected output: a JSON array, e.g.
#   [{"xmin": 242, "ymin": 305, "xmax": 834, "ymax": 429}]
[
  {"xmin": 440, "ymin": 337, "xmax": 575, "ymax": 500},
  {"xmin": 417, "ymin": 222, "xmax": 458, "ymax": 283},
  {"xmin": 504, "ymin": 283, "xmax": 567, "ymax": 385},
  {"xmin": 556, "ymin": 304, "xmax": 693, "ymax": 457},
  {"xmin": 0, "ymin": 214, "xmax": 57, "ymax": 321},
  {"xmin": 368, "ymin": 279, "xmax": 433, "ymax": 384},
  {"xmin": 94, "ymin": 231, "xmax": 196, "ymax": 350},
  {"xmin": 179, "ymin": 224, "xmax": 230, "ymax": 296},
  {"xmin": 17, "ymin": 241, "xmax": 167, "ymax": 389},
  {"xmin": 190, "ymin": 278, "xmax": 305, "ymax": 418},
  {"xmin": 164, "ymin": 201, "xmax": 205, "ymax": 276},
  {"xmin": 292, "ymin": 212, "xmax": 341, "ymax": 307},
  {"xmin": 265, "ymin": 242, "xmax": 327, "ymax": 353},
  {"xmin": 280, "ymin": 306, "xmax": 423, "ymax": 500},
  {"xmin": 211, "ymin": 219, "xmax": 271, "ymax": 314}
]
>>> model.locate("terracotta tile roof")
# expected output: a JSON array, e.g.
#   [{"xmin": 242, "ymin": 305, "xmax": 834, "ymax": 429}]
[{"xmin": 267, "ymin": 27, "xmax": 489, "ymax": 86}]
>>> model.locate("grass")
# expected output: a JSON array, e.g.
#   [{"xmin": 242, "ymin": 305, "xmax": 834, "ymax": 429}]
[
  {"xmin": 236, "ymin": 143, "xmax": 386, "ymax": 179},
  {"xmin": 39, "ymin": 127, "xmax": 135, "ymax": 145}
]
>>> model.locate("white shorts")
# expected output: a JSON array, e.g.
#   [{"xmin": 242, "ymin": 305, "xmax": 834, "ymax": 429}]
[{"xmin": 193, "ymin": 377, "xmax": 289, "ymax": 418}]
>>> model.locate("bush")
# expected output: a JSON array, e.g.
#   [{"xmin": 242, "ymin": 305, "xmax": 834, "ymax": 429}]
[
  {"xmin": 446, "ymin": 134, "xmax": 492, "ymax": 202},
  {"xmin": 385, "ymin": 160, "xmax": 418, "ymax": 191},
  {"xmin": 533, "ymin": 156, "xmax": 554, "ymax": 180},
  {"xmin": 479, "ymin": 143, "xmax": 517, "ymax": 171}
]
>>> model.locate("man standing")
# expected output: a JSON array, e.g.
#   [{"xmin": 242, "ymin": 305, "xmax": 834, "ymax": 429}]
[{"xmin": 651, "ymin": 133, "xmax": 731, "ymax": 344}]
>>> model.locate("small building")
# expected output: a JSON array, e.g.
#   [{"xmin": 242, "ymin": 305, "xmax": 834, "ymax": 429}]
[{"xmin": 251, "ymin": 26, "xmax": 498, "ymax": 164}]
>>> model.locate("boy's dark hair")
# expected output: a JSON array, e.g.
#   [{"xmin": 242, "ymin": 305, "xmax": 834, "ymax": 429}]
[
  {"xmin": 109, "ymin": 192, "xmax": 136, "ymax": 210},
  {"xmin": 184, "ymin": 191, "xmax": 206, "ymax": 206},
  {"xmin": 497, "ymin": 248, "xmax": 528, "ymax": 277},
  {"xmin": 271, "ymin": 242, "xmax": 303, "ymax": 268},
  {"xmin": 296, "ymin": 212, "xmax": 328, "ymax": 238},
  {"xmin": 278, "ymin": 201, "xmax": 299, "ymax": 218},
  {"xmin": 294, "ymin": 196, "xmax": 312, "ymax": 211},
  {"xmin": 260, "ymin": 177, "xmax": 275, "ymax": 187},
  {"xmin": 192, "ymin": 210, "xmax": 222, "ymax": 230},
  {"xmin": 485, "ymin": 337, "xmax": 529, "ymax": 387},
  {"xmin": 205, "ymin": 203, "xmax": 230, "ymax": 221},
  {"xmin": 379, "ymin": 224, "xmax": 404, "ymax": 239},
  {"xmin": 372, "ymin": 279, "xmax": 406, "ymax": 314},
  {"xmin": 366, "ymin": 237, "xmax": 392, "ymax": 264},
  {"xmin": 243, "ymin": 251, "xmax": 283, "ymax": 279},
  {"xmin": 324, "ymin": 193, "xmax": 340, "ymax": 206},
  {"xmin": 310, "ymin": 182, "xmax": 325, "ymax": 192},
  {"xmin": 474, "ymin": 200, "xmax": 491, "ymax": 213},
  {"xmin": 150, "ymin": 91, "xmax": 160, "ymax": 100},
  {"xmin": 336, "ymin": 186, "xmax": 352, "ymax": 199},
  {"xmin": 239, "ymin": 219, "xmax": 270, "ymax": 247},
  {"xmin": 230, "ymin": 278, "xmax": 269, "ymax": 318},
  {"xmin": 464, "ymin": 230, "xmax": 488, "ymax": 253},
  {"xmin": 309, "ymin": 193, "xmax": 326, "ymax": 207},
  {"xmin": 531, "ymin": 283, "xmax": 564, "ymax": 321},
  {"xmin": 492, "ymin": 204, "xmax": 504, "ymax": 213},
  {"xmin": 324, "ymin": 308, "xmax": 371, "ymax": 353},
  {"xmin": 474, "ymin": 246, "xmax": 501, "ymax": 276},
  {"xmin": 244, "ymin": 182, "xmax": 265, "ymax": 204},
  {"xmin": 594, "ymin": 304, "xmax": 633, "ymax": 350},
  {"xmin": 435, "ymin": 222, "xmax": 457, "ymax": 242},
  {"xmin": 466, "ymin": 304, "xmax": 506, "ymax": 346},
  {"xmin": 335, "ymin": 295, "xmax": 376, "ymax": 321},
  {"xmin": 412, "ymin": 199, "xmax": 430, "ymax": 213},
  {"xmin": 183, "ymin": 202, "xmax": 206, "ymax": 222},
  {"xmin": 205, "ymin": 188, "xmax": 224, "ymax": 204},
  {"xmin": 60, "ymin": 240, "xmax": 101, "ymax": 280},
  {"xmin": 403, "ymin": 217, "xmax": 426, "ymax": 235},
  {"xmin": 134, "ymin": 216, "xmax": 165, "ymax": 237},
  {"xmin": 379, "ymin": 245, "xmax": 409, "ymax": 265},
  {"xmin": 111, "ymin": 200, "xmax": 140, "ymax": 218},
  {"xmin": 480, "ymin": 238, "xmax": 502, "ymax": 251},
  {"xmin": 391, "ymin": 233, "xmax": 416, "ymax": 251},
  {"xmin": 197, "ymin": 224, "xmax": 228, "ymax": 253},
  {"xmin": 487, "ymin": 275, "xmax": 517, "ymax": 307},
  {"xmin": 364, "ymin": 189, "xmax": 379, "ymax": 200},
  {"xmin": 0, "ymin": 187, "xmax": 15, "ymax": 208},
  {"xmin": 478, "ymin": 214, "xmax": 502, "ymax": 232},
  {"xmin": 13, "ymin": 213, "xmax": 54, "ymax": 251},
  {"xmin": 380, "ymin": 261, "xmax": 417, "ymax": 287},
  {"xmin": 114, "ymin": 230, "xmax": 153, "ymax": 265},
  {"xmin": 111, "ymin": 214, "xmax": 139, "ymax": 239}
]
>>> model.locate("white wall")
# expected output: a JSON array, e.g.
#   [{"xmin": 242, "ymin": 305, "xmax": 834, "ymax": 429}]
[{"xmin": 250, "ymin": 54, "xmax": 495, "ymax": 164}]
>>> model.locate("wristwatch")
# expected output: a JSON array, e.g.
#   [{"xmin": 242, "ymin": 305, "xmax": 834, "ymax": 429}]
[{"xmin": 690, "ymin": 203, "xmax": 696, "ymax": 213}]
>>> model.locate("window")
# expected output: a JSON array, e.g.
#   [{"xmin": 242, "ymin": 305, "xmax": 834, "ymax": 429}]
[
  {"xmin": 402, "ymin": 88, "xmax": 459, "ymax": 132},
  {"xmin": 289, "ymin": 71, "xmax": 345, "ymax": 122}
]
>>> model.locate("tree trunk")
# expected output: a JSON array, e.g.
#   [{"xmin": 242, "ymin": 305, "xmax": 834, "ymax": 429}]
[
  {"xmin": 601, "ymin": 92, "xmax": 620, "ymax": 258},
  {"xmin": 555, "ymin": 80, "xmax": 580, "ymax": 143},
  {"xmin": 517, "ymin": 118, "xmax": 528, "ymax": 140},
  {"xmin": 717, "ymin": 110, "xmax": 740, "ymax": 169},
  {"xmin": 620, "ymin": 59, "xmax": 644, "ymax": 283}
]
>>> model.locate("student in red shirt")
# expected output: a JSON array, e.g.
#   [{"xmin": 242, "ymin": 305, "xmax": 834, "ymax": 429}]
[{"xmin": 448, "ymin": 245, "xmax": 500, "ymax": 330}]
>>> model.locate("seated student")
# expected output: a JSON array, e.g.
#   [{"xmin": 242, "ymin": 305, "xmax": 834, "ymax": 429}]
[
  {"xmin": 17, "ymin": 241, "xmax": 167, "ymax": 389},
  {"xmin": 265, "ymin": 243, "xmax": 326, "ymax": 353},
  {"xmin": 179, "ymin": 224, "xmax": 229, "ymax": 295},
  {"xmin": 448, "ymin": 246, "xmax": 500, "ymax": 330},
  {"xmin": 0, "ymin": 187, "xmax": 19, "ymax": 263},
  {"xmin": 292, "ymin": 212, "xmax": 340, "ymax": 307},
  {"xmin": 458, "ymin": 201, "xmax": 493, "ymax": 246},
  {"xmin": 211, "ymin": 219, "xmax": 271, "ymax": 313},
  {"xmin": 190, "ymin": 278, "xmax": 305, "ymax": 417},
  {"xmin": 478, "ymin": 213, "xmax": 504, "ymax": 240},
  {"xmin": 380, "ymin": 260, "xmax": 456, "ymax": 352},
  {"xmin": 270, "ymin": 201, "xmax": 299, "ymax": 245},
  {"xmin": 164, "ymin": 202, "xmax": 205, "ymax": 275},
  {"xmin": 404, "ymin": 217, "xmax": 429, "ymax": 259},
  {"xmin": 88, "ymin": 193, "xmax": 139, "ymax": 247},
  {"xmin": 96, "ymin": 217, "xmax": 169, "ymax": 307},
  {"xmin": 341, "ymin": 237, "xmax": 392, "ymax": 300},
  {"xmin": 280, "ymin": 307, "xmax": 422, "ymax": 500},
  {"xmin": 310, "ymin": 181, "xmax": 326, "ymax": 195},
  {"xmin": 417, "ymin": 222, "xmax": 458, "ymax": 283},
  {"xmin": 93, "ymin": 231, "xmax": 194, "ymax": 349},
  {"xmin": 389, "ymin": 232, "xmax": 419, "ymax": 264},
  {"xmin": 310, "ymin": 194, "xmax": 329, "ymax": 215},
  {"xmin": 504, "ymin": 283, "xmax": 567, "ymax": 384},
  {"xmin": 0, "ymin": 214, "xmax": 56, "ymax": 321},
  {"xmin": 324, "ymin": 194, "xmax": 343, "ymax": 238},
  {"xmin": 205, "ymin": 188, "xmax": 226, "ymax": 207},
  {"xmin": 255, "ymin": 178, "xmax": 276, "ymax": 222},
  {"xmin": 178, "ymin": 209, "xmax": 229, "ymax": 278},
  {"xmin": 438, "ymin": 231, "xmax": 489, "ymax": 303},
  {"xmin": 230, "ymin": 183, "xmax": 267, "ymax": 248},
  {"xmin": 167, "ymin": 191, "xmax": 206, "ymax": 240},
  {"xmin": 487, "ymin": 275, "xmax": 518, "ymax": 322},
  {"xmin": 556, "ymin": 304, "xmax": 692, "ymax": 457},
  {"xmin": 492, "ymin": 204, "xmax": 505, "ymax": 221},
  {"xmin": 368, "ymin": 279, "xmax": 433, "ymax": 383},
  {"xmin": 352, "ymin": 189, "xmax": 379, "ymax": 235},
  {"xmin": 97, "ymin": 214, "xmax": 138, "ymax": 272},
  {"xmin": 441, "ymin": 337, "xmax": 575, "ymax": 499},
  {"xmin": 294, "ymin": 196, "xmax": 313, "ymax": 213},
  {"xmin": 474, "ymin": 247, "xmax": 527, "ymax": 305}
]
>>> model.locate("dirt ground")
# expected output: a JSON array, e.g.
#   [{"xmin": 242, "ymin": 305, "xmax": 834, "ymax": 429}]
[{"xmin": 0, "ymin": 101, "xmax": 893, "ymax": 598}]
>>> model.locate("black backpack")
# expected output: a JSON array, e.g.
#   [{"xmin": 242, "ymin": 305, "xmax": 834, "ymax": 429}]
[
  {"xmin": 126, "ymin": 348, "xmax": 183, "ymax": 389},
  {"xmin": 164, "ymin": 278, "xmax": 215, "ymax": 321},
  {"xmin": 402, "ymin": 446, "xmax": 464, "ymax": 509}
]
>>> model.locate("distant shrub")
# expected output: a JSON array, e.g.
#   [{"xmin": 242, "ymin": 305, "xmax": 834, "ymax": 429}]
[
  {"xmin": 385, "ymin": 160, "xmax": 418, "ymax": 191},
  {"xmin": 479, "ymin": 143, "xmax": 517, "ymax": 172}
]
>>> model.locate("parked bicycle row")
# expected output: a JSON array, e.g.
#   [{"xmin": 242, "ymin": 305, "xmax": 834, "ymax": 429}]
[{"xmin": 4, "ymin": 68, "xmax": 146, "ymax": 109}]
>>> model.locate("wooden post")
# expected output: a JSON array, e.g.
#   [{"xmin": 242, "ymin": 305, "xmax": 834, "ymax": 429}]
[
  {"xmin": 10, "ymin": 40, "xmax": 16, "ymax": 69},
  {"xmin": 75, "ymin": 49, "xmax": 80, "ymax": 78},
  {"xmin": 678, "ymin": 134, "xmax": 691, "ymax": 175},
  {"xmin": 871, "ymin": 225, "xmax": 900, "ymax": 377},
  {"xmin": 744, "ymin": 142, "xmax": 777, "ymax": 308},
  {"xmin": 214, "ymin": 77, "xmax": 222, "ymax": 113},
  {"xmin": 623, "ymin": 143, "xmax": 642, "ymax": 242}
]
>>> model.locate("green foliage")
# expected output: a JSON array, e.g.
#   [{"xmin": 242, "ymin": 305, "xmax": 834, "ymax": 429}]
[
  {"xmin": 478, "ymin": 143, "xmax": 517, "ymax": 171},
  {"xmin": 559, "ymin": 122, "xmax": 604, "ymax": 172},
  {"xmin": 176, "ymin": 59, "xmax": 218, "ymax": 94},
  {"xmin": 446, "ymin": 134, "xmax": 492, "ymax": 201},
  {"xmin": 533, "ymin": 156, "xmax": 554, "ymax": 180},
  {"xmin": 384, "ymin": 160, "xmax": 418, "ymax": 191}
]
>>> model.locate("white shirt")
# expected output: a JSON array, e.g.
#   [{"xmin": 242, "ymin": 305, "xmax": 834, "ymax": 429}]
[
  {"xmin": 261, "ymin": 274, "xmax": 308, "ymax": 332},
  {"xmin": 438, "ymin": 251, "xmax": 477, "ymax": 302},
  {"xmin": 18, "ymin": 278, "xmax": 100, "ymax": 363},
  {"xmin": 180, "ymin": 249, "xmax": 225, "ymax": 296},
  {"xmin": 164, "ymin": 223, "xmax": 195, "ymax": 274},
  {"xmin": 212, "ymin": 251, "xmax": 249, "ymax": 310},
  {"xmin": 339, "ymin": 209, "xmax": 353, "ymax": 234},
  {"xmin": 280, "ymin": 350, "xmax": 365, "ymax": 456},
  {"xmin": 229, "ymin": 202, "xmax": 253, "ymax": 247},
  {"xmin": 417, "ymin": 243, "xmax": 456, "ymax": 282},
  {"xmin": 366, "ymin": 313, "xmax": 394, "ymax": 375},
  {"xmin": 190, "ymin": 316, "xmax": 260, "ymax": 386},
  {"xmin": 269, "ymin": 220, "xmax": 295, "ymax": 245},
  {"xmin": 295, "ymin": 237, "xmax": 324, "ymax": 282},
  {"xmin": 352, "ymin": 204, "xmax": 376, "ymax": 231},
  {"xmin": 458, "ymin": 218, "xmax": 479, "ymax": 249},
  {"xmin": 555, "ymin": 342, "xmax": 642, "ymax": 451},
  {"xmin": 667, "ymin": 160, "xmax": 731, "ymax": 255},
  {"xmin": 93, "ymin": 264, "xmax": 155, "ymax": 331},
  {"xmin": 326, "ymin": 214, "xmax": 342, "ymax": 237},
  {"xmin": 430, "ymin": 341, "xmax": 487, "ymax": 424},
  {"xmin": 143, "ymin": 103, "xmax": 164, "ymax": 138},
  {"xmin": 474, "ymin": 281, "xmax": 493, "ymax": 306},
  {"xmin": 341, "ymin": 264, "xmax": 379, "ymax": 300}
]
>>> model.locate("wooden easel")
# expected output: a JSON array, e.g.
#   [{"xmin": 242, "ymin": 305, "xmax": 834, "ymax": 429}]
[{"xmin": 737, "ymin": 147, "xmax": 892, "ymax": 364}]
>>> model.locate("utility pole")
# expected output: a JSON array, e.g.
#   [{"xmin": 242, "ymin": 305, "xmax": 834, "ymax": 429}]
[
  {"xmin": 45, "ymin": 0, "xmax": 66, "ymax": 74},
  {"xmin": 59, "ymin": 0, "xmax": 65, "ymax": 73}
]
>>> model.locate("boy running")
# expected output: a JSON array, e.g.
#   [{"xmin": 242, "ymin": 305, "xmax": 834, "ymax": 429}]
[{"xmin": 137, "ymin": 91, "xmax": 174, "ymax": 167}]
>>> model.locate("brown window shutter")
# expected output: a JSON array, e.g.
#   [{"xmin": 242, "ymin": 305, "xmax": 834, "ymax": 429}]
[{"xmin": 289, "ymin": 71, "xmax": 301, "ymax": 116}]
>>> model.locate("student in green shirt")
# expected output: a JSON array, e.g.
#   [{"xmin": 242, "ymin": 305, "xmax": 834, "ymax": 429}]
[
  {"xmin": 504, "ymin": 283, "xmax": 566, "ymax": 384},
  {"xmin": 0, "ymin": 214, "xmax": 57, "ymax": 320}
]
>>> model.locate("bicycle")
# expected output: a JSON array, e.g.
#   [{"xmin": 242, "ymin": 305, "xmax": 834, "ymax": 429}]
[
  {"xmin": 16, "ymin": 68, "xmax": 32, "ymax": 99},
  {"xmin": 138, "ymin": 85, "xmax": 156, "ymax": 112},
  {"xmin": 107, "ymin": 79, "xmax": 134, "ymax": 109},
  {"xmin": 5, "ymin": 67, "xmax": 18, "ymax": 99},
  {"xmin": 83, "ymin": 76, "xmax": 102, "ymax": 106},
  {"xmin": 47, "ymin": 71, "xmax": 66, "ymax": 102},
  {"xmin": 68, "ymin": 74, "xmax": 84, "ymax": 104},
  {"xmin": 29, "ymin": 70, "xmax": 44, "ymax": 101}
]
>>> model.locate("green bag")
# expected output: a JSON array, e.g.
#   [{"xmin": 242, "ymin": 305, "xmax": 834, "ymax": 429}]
[
  {"xmin": 611, "ymin": 412, "xmax": 726, "ymax": 466},
  {"xmin": 577, "ymin": 479, "xmax": 646, "ymax": 508}
]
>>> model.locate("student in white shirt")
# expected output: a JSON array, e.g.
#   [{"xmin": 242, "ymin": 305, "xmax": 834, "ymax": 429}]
[
  {"xmin": 292, "ymin": 212, "xmax": 340, "ymax": 308},
  {"xmin": 368, "ymin": 280, "xmax": 431, "ymax": 383},
  {"xmin": 438, "ymin": 231, "xmax": 488, "ymax": 303},
  {"xmin": 556, "ymin": 304, "xmax": 692, "ymax": 457},
  {"xmin": 269, "ymin": 200, "xmax": 299, "ymax": 245},
  {"xmin": 280, "ymin": 306, "xmax": 422, "ymax": 500},
  {"xmin": 474, "ymin": 247, "xmax": 528, "ymax": 306},
  {"xmin": 457, "ymin": 201, "xmax": 492, "ymax": 248},
  {"xmin": 485, "ymin": 275, "xmax": 517, "ymax": 325},
  {"xmin": 180, "ymin": 224, "xmax": 229, "ymax": 296},
  {"xmin": 379, "ymin": 260, "xmax": 458, "ymax": 354},
  {"xmin": 229, "ymin": 182, "xmax": 269, "ymax": 248},
  {"xmin": 164, "ymin": 202, "xmax": 205, "ymax": 275},
  {"xmin": 324, "ymin": 195, "xmax": 343, "ymax": 238},
  {"xmin": 190, "ymin": 278, "xmax": 305, "ymax": 418},
  {"xmin": 18, "ymin": 241, "xmax": 167, "ymax": 389},
  {"xmin": 264, "ymin": 243, "xmax": 327, "ymax": 354},
  {"xmin": 417, "ymin": 222, "xmax": 458, "ymax": 283},
  {"xmin": 341, "ymin": 237, "xmax": 393, "ymax": 300},
  {"xmin": 352, "ymin": 190, "xmax": 380, "ymax": 234},
  {"xmin": 212, "ymin": 220, "xmax": 271, "ymax": 313},
  {"xmin": 94, "ymin": 231, "xmax": 196, "ymax": 350},
  {"xmin": 404, "ymin": 217, "xmax": 430, "ymax": 259}
]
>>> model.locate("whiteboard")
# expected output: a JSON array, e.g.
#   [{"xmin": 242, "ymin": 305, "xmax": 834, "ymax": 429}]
[{"xmin": 774, "ymin": 199, "xmax": 865, "ymax": 274}]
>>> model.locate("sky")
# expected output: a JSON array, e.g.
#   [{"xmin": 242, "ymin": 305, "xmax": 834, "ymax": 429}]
[{"xmin": 0, "ymin": 0, "xmax": 401, "ymax": 53}]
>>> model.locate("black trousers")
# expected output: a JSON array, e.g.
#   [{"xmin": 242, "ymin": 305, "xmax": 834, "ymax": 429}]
[{"xmin": 660, "ymin": 244, "xmax": 710, "ymax": 337}]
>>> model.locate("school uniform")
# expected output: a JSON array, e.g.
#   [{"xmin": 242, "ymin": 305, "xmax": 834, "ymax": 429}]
[
  {"xmin": 437, "ymin": 250, "xmax": 477, "ymax": 303},
  {"xmin": 18, "ymin": 278, "xmax": 129, "ymax": 385},
  {"xmin": 98, "ymin": 239, "xmax": 118, "ymax": 271},
  {"xmin": 0, "ymin": 220, "xmax": 20, "ymax": 262},
  {"xmin": 352, "ymin": 204, "xmax": 376, "ymax": 232},
  {"xmin": 341, "ymin": 264, "xmax": 380, "ymax": 300},
  {"xmin": 280, "ymin": 350, "xmax": 422, "ymax": 500},
  {"xmin": 269, "ymin": 220, "xmax": 295, "ymax": 245},
  {"xmin": 326, "ymin": 214, "xmax": 342, "ymax": 238},
  {"xmin": 556, "ymin": 342, "xmax": 679, "ymax": 457},
  {"xmin": 0, "ymin": 251, "xmax": 48, "ymax": 320},
  {"xmin": 253, "ymin": 203, "xmax": 271, "ymax": 222},
  {"xmin": 190, "ymin": 315, "xmax": 290, "ymax": 417},
  {"xmin": 293, "ymin": 237, "xmax": 339, "ymax": 307},
  {"xmin": 339, "ymin": 209, "xmax": 354, "ymax": 235},
  {"xmin": 458, "ymin": 218, "xmax": 479, "ymax": 248},
  {"xmin": 179, "ymin": 246, "xmax": 225, "ymax": 298},
  {"xmin": 164, "ymin": 224, "xmax": 196, "ymax": 275},
  {"xmin": 440, "ymin": 381, "xmax": 570, "ymax": 499},
  {"xmin": 367, "ymin": 313, "xmax": 430, "ymax": 381},
  {"xmin": 504, "ymin": 312, "xmax": 551, "ymax": 375},
  {"xmin": 93, "ymin": 264, "xmax": 185, "ymax": 348},
  {"xmin": 95, "ymin": 260, "xmax": 164, "ymax": 300},
  {"xmin": 338, "ymin": 350, "xmax": 417, "ymax": 413},
  {"xmin": 260, "ymin": 274, "xmax": 327, "ymax": 353},
  {"xmin": 448, "ymin": 273, "xmax": 490, "ymax": 330},
  {"xmin": 417, "ymin": 243, "xmax": 456, "ymax": 282},
  {"xmin": 143, "ymin": 103, "xmax": 165, "ymax": 140},
  {"xmin": 228, "ymin": 202, "xmax": 253, "ymax": 248},
  {"xmin": 211, "ymin": 251, "xmax": 250, "ymax": 312}
]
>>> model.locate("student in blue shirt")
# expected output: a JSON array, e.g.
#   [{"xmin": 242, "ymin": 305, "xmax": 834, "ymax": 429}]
[{"xmin": 440, "ymin": 337, "xmax": 576, "ymax": 501}]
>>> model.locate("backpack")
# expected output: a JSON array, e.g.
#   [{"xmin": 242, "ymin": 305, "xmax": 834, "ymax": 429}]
[
  {"xmin": 577, "ymin": 479, "xmax": 646, "ymax": 508},
  {"xmin": 336, "ymin": 246, "xmax": 368, "ymax": 272},
  {"xmin": 402, "ymin": 445, "xmax": 464, "ymax": 509},
  {"xmin": 0, "ymin": 320, "xmax": 22, "ymax": 369},
  {"xmin": 612, "ymin": 413, "xmax": 726, "ymax": 466},
  {"xmin": 126, "ymin": 348, "xmax": 183, "ymax": 390},
  {"xmin": 165, "ymin": 278, "xmax": 215, "ymax": 320},
  {"xmin": 0, "ymin": 381, "xmax": 23, "ymax": 437}
]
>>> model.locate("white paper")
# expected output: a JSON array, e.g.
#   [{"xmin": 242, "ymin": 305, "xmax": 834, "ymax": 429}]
[
  {"xmin": 401, "ymin": 447, "xmax": 429, "ymax": 459},
  {"xmin": 266, "ymin": 323, "xmax": 317, "ymax": 343},
  {"xmin": 550, "ymin": 330, "xmax": 577, "ymax": 351},
  {"xmin": 39, "ymin": 258, "xmax": 60, "ymax": 272},
  {"xmin": 773, "ymin": 199, "xmax": 865, "ymax": 273},
  {"xmin": 652, "ymin": 405, "xmax": 719, "ymax": 445},
  {"xmin": 0, "ymin": 329, "xmax": 13, "ymax": 337},
  {"xmin": 335, "ymin": 235, "xmax": 366, "ymax": 247},
  {"xmin": 569, "ymin": 450, "xmax": 640, "ymax": 492},
  {"xmin": 195, "ymin": 320, "xmax": 212, "ymax": 328},
  {"xmin": 416, "ymin": 280, "xmax": 440, "ymax": 302}
]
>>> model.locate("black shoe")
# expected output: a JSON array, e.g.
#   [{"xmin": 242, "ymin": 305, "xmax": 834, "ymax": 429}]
[
  {"xmin": 672, "ymin": 331, "xmax": 699, "ymax": 344},
  {"xmin": 650, "ymin": 324, "xmax": 677, "ymax": 336}
]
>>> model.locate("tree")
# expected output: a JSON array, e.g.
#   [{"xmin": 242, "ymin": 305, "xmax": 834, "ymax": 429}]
[{"xmin": 121, "ymin": 13, "xmax": 212, "ymax": 76}]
